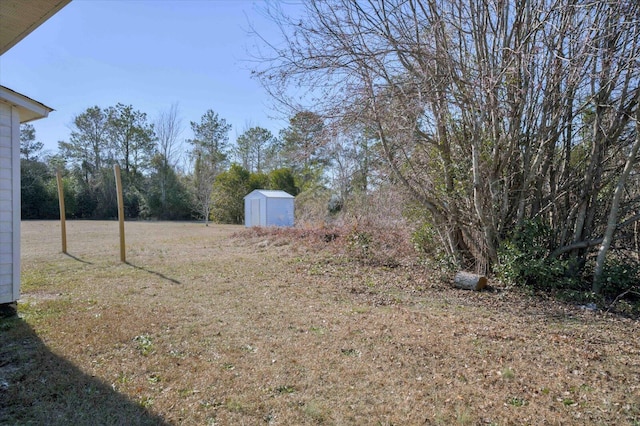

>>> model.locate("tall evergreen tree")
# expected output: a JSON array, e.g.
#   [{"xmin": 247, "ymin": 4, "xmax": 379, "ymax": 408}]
[
  {"xmin": 59, "ymin": 106, "xmax": 110, "ymax": 184},
  {"xmin": 188, "ymin": 109, "xmax": 231, "ymax": 172},
  {"xmin": 107, "ymin": 103, "xmax": 156, "ymax": 176},
  {"xmin": 235, "ymin": 126, "xmax": 274, "ymax": 173},
  {"xmin": 20, "ymin": 124, "xmax": 44, "ymax": 161},
  {"xmin": 279, "ymin": 111, "xmax": 327, "ymax": 191},
  {"xmin": 20, "ymin": 125, "xmax": 57, "ymax": 218}
]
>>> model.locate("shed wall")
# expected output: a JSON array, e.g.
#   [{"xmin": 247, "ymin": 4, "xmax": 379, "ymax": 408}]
[
  {"xmin": 244, "ymin": 193, "xmax": 268, "ymax": 227},
  {"xmin": 265, "ymin": 198, "xmax": 294, "ymax": 227},
  {"xmin": 244, "ymin": 197, "xmax": 252, "ymax": 227}
]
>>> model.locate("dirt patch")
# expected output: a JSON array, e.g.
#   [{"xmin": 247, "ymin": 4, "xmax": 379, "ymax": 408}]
[{"xmin": 20, "ymin": 293, "xmax": 63, "ymax": 302}]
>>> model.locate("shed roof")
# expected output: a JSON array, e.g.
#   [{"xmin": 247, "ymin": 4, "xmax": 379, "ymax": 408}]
[{"xmin": 245, "ymin": 189, "xmax": 295, "ymax": 199}]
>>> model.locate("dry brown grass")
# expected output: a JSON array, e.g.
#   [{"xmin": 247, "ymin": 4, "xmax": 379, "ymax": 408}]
[{"xmin": 1, "ymin": 220, "xmax": 639, "ymax": 425}]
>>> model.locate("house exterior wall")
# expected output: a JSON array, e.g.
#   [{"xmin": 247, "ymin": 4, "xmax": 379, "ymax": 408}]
[{"xmin": 0, "ymin": 103, "xmax": 20, "ymax": 304}]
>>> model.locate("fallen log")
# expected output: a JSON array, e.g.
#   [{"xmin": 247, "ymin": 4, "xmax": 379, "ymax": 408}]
[{"xmin": 453, "ymin": 272, "xmax": 488, "ymax": 291}]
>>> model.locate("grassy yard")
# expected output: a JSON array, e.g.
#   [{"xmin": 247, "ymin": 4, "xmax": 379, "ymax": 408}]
[{"xmin": 1, "ymin": 220, "xmax": 639, "ymax": 425}]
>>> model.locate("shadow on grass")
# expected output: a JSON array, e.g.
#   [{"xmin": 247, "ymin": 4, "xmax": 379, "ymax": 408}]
[
  {"xmin": 125, "ymin": 262, "xmax": 181, "ymax": 285},
  {"xmin": 0, "ymin": 316, "xmax": 169, "ymax": 425},
  {"xmin": 62, "ymin": 253, "xmax": 180, "ymax": 285},
  {"xmin": 64, "ymin": 252, "xmax": 93, "ymax": 265}
]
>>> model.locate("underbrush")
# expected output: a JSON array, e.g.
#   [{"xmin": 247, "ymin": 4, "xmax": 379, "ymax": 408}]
[
  {"xmin": 238, "ymin": 219, "xmax": 417, "ymax": 269},
  {"xmin": 239, "ymin": 221, "xmax": 640, "ymax": 319},
  {"xmin": 495, "ymin": 219, "xmax": 640, "ymax": 317}
]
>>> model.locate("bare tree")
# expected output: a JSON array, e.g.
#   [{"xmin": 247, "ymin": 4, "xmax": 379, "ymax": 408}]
[
  {"xmin": 156, "ymin": 103, "xmax": 183, "ymax": 168},
  {"xmin": 593, "ymin": 110, "xmax": 640, "ymax": 291},
  {"xmin": 255, "ymin": 0, "xmax": 640, "ymax": 288},
  {"xmin": 192, "ymin": 153, "xmax": 216, "ymax": 226},
  {"xmin": 154, "ymin": 103, "xmax": 184, "ymax": 212},
  {"xmin": 325, "ymin": 124, "xmax": 380, "ymax": 208},
  {"xmin": 188, "ymin": 110, "xmax": 231, "ymax": 225}
]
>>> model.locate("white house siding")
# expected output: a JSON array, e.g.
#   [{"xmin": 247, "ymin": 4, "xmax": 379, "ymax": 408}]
[{"xmin": 0, "ymin": 103, "xmax": 19, "ymax": 304}]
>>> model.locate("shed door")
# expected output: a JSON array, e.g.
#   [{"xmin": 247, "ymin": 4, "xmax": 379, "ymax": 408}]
[{"xmin": 251, "ymin": 199, "xmax": 260, "ymax": 226}]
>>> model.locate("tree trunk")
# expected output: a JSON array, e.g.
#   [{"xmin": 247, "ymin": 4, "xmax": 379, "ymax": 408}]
[
  {"xmin": 453, "ymin": 272, "xmax": 488, "ymax": 291},
  {"xmin": 592, "ymin": 112, "xmax": 640, "ymax": 292}
]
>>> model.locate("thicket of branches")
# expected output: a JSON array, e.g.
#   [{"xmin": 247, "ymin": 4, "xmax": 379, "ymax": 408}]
[{"xmin": 255, "ymin": 0, "xmax": 640, "ymax": 293}]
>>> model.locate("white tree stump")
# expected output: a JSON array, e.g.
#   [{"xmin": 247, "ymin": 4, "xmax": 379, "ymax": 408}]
[{"xmin": 453, "ymin": 272, "xmax": 488, "ymax": 291}]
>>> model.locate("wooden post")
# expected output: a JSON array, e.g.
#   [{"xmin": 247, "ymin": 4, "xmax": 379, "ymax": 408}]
[
  {"xmin": 114, "ymin": 164, "xmax": 126, "ymax": 263},
  {"xmin": 453, "ymin": 271, "xmax": 488, "ymax": 291},
  {"xmin": 56, "ymin": 171, "xmax": 67, "ymax": 254}
]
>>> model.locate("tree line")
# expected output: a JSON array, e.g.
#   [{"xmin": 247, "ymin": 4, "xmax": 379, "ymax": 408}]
[{"xmin": 20, "ymin": 103, "xmax": 376, "ymax": 225}]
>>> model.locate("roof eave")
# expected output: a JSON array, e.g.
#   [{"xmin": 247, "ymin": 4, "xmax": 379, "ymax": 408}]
[
  {"xmin": 0, "ymin": 0, "xmax": 72, "ymax": 55},
  {"xmin": 0, "ymin": 85, "xmax": 54, "ymax": 123}
]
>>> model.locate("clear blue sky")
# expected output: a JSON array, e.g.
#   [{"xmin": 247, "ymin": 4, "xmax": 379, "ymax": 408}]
[{"xmin": 0, "ymin": 0, "xmax": 298, "ymax": 156}]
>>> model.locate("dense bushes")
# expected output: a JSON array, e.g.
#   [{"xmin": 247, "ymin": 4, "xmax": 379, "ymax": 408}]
[
  {"xmin": 494, "ymin": 220, "xmax": 639, "ymax": 300},
  {"xmin": 495, "ymin": 220, "xmax": 576, "ymax": 290}
]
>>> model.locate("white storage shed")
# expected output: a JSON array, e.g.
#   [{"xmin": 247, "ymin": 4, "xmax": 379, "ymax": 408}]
[{"xmin": 244, "ymin": 189, "xmax": 295, "ymax": 227}]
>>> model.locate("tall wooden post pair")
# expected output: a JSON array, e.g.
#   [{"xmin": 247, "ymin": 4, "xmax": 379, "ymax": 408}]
[{"xmin": 55, "ymin": 165, "xmax": 126, "ymax": 262}]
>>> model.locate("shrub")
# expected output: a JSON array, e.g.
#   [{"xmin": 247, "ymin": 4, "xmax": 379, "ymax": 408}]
[
  {"xmin": 212, "ymin": 164, "xmax": 251, "ymax": 224},
  {"xmin": 327, "ymin": 194, "xmax": 343, "ymax": 215},
  {"xmin": 268, "ymin": 168, "xmax": 298, "ymax": 195},
  {"xmin": 495, "ymin": 219, "xmax": 576, "ymax": 290},
  {"xmin": 344, "ymin": 221, "xmax": 415, "ymax": 268},
  {"xmin": 411, "ymin": 221, "xmax": 456, "ymax": 277},
  {"xmin": 294, "ymin": 187, "xmax": 332, "ymax": 225},
  {"xmin": 346, "ymin": 229, "xmax": 371, "ymax": 260},
  {"xmin": 591, "ymin": 256, "xmax": 640, "ymax": 298}
]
